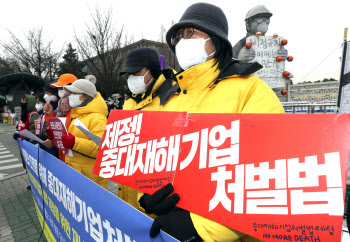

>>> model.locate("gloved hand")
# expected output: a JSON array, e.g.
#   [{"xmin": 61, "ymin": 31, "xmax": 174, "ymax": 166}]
[
  {"xmin": 62, "ymin": 132, "xmax": 75, "ymax": 149},
  {"xmin": 139, "ymin": 183, "xmax": 180, "ymax": 216},
  {"xmin": 13, "ymin": 132, "xmax": 19, "ymax": 140},
  {"xmin": 45, "ymin": 128, "xmax": 53, "ymax": 140},
  {"xmin": 150, "ymin": 207, "xmax": 202, "ymax": 241}
]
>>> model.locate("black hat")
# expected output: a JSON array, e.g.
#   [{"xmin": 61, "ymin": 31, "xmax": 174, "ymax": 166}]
[
  {"xmin": 119, "ymin": 48, "xmax": 161, "ymax": 78},
  {"xmin": 166, "ymin": 2, "xmax": 232, "ymax": 55},
  {"xmin": 44, "ymin": 82, "xmax": 59, "ymax": 99}
]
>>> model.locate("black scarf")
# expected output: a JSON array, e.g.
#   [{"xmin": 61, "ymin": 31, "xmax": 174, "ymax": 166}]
[{"xmin": 20, "ymin": 103, "xmax": 28, "ymax": 122}]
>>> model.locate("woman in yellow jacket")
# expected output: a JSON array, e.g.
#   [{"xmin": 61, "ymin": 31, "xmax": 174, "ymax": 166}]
[
  {"xmin": 140, "ymin": 2, "xmax": 284, "ymax": 242},
  {"xmin": 61, "ymin": 79, "xmax": 108, "ymax": 189}
]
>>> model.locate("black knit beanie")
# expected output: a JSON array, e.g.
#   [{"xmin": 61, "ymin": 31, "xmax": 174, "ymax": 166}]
[
  {"xmin": 166, "ymin": 2, "xmax": 232, "ymax": 56},
  {"xmin": 44, "ymin": 82, "xmax": 59, "ymax": 99}
]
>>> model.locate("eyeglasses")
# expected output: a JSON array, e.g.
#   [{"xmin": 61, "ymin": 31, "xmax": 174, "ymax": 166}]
[
  {"xmin": 252, "ymin": 17, "xmax": 270, "ymax": 24},
  {"xmin": 171, "ymin": 27, "xmax": 196, "ymax": 46}
]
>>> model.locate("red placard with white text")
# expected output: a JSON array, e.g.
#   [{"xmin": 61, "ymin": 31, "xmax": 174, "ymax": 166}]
[
  {"xmin": 34, "ymin": 116, "xmax": 42, "ymax": 135},
  {"xmin": 93, "ymin": 110, "xmax": 350, "ymax": 241},
  {"xmin": 49, "ymin": 118, "xmax": 70, "ymax": 155}
]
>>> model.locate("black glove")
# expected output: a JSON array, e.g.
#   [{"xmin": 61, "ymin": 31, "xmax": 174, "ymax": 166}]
[
  {"xmin": 13, "ymin": 132, "xmax": 19, "ymax": 140},
  {"xmin": 150, "ymin": 207, "xmax": 202, "ymax": 241},
  {"xmin": 139, "ymin": 183, "xmax": 180, "ymax": 216}
]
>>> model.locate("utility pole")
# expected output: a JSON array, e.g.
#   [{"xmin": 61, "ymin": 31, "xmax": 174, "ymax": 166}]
[{"xmin": 337, "ymin": 28, "xmax": 349, "ymax": 112}]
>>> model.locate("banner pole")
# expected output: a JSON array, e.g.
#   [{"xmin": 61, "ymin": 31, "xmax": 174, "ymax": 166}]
[{"xmin": 337, "ymin": 28, "xmax": 349, "ymax": 108}]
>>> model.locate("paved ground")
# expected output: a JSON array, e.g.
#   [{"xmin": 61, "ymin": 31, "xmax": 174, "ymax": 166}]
[
  {"xmin": 0, "ymin": 174, "xmax": 44, "ymax": 242},
  {"xmin": 0, "ymin": 123, "xmax": 16, "ymax": 135},
  {"xmin": 0, "ymin": 172, "xmax": 118, "ymax": 242},
  {"xmin": 0, "ymin": 124, "xmax": 25, "ymax": 179}
]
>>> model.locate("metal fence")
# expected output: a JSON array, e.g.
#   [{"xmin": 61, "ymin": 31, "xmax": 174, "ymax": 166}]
[{"xmin": 281, "ymin": 101, "xmax": 338, "ymax": 113}]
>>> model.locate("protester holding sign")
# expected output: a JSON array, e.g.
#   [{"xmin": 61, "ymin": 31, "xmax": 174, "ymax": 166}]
[
  {"xmin": 51, "ymin": 73, "xmax": 78, "ymax": 118},
  {"xmin": 120, "ymin": 47, "xmax": 171, "ymax": 110},
  {"xmin": 118, "ymin": 47, "xmax": 173, "ymax": 217},
  {"xmin": 49, "ymin": 73, "xmax": 78, "ymax": 162},
  {"xmin": 41, "ymin": 83, "xmax": 60, "ymax": 150},
  {"xmin": 138, "ymin": 2, "xmax": 284, "ymax": 241},
  {"xmin": 43, "ymin": 83, "xmax": 60, "ymax": 124},
  {"xmin": 62, "ymin": 79, "xmax": 109, "ymax": 188},
  {"xmin": 34, "ymin": 93, "xmax": 48, "ymax": 140},
  {"xmin": 12, "ymin": 94, "xmax": 39, "ymax": 191},
  {"xmin": 13, "ymin": 94, "xmax": 38, "ymax": 161},
  {"xmin": 13, "ymin": 94, "xmax": 39, "ymax": 140},
  {"xmin": 31, "ymin": 92, "xmax": 57, "ymax": 157}
]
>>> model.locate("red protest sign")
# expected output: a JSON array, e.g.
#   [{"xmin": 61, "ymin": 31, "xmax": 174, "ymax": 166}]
[
  {"xmin": 93, "ymin": 110, "xmax": 350, "ymax": 241},
  {"xmin": 34, "ymin": 115, "xmax": 45, "ymax": 135},
  {"xmin": 49, "ymin": 118, "xmax": 70, "ymax": 155},
  {"xmin": 34, "ymin": 117, "xmax": 42, "ymax": 135}
]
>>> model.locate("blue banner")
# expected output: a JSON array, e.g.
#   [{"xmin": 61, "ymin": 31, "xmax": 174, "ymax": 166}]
[{"xmin": 18, "ymin": 140, "xmax": 177, "ymax": 242}]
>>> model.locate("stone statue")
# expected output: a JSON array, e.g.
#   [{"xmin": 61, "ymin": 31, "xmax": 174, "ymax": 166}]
[{"xmin": 232, "ymin": 5, "xmax": 273, "ymax": 59}]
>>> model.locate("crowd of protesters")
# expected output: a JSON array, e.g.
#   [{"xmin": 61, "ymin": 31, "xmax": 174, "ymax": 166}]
[{"xmin": 13, "ymin": 2, "xmax": 286, "ymax": 241}]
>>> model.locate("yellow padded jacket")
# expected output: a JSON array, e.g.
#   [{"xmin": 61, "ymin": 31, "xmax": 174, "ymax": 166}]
[
  {"xmin": 126, "ymin": 58, "xmax": 283, "ymax": 241},
  {"xmin": 156, "ymin": 58, "xmax": 283, "ymax": 241},
  {"xmin": 119, "ymin": 74, "xmax": 168, "ymax": 218},
  {"xmin": 65, "ymin": 92, "xmax": 109, "ymax": 189},
  {"xmin": 159, "ymin": 59, "xmax": 284, "ymax": 114}
]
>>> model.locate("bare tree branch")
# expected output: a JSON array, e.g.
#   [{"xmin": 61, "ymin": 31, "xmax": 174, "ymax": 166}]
[
  {"xmin": 0, "ymin": 27, "xmax": 62, "ymax": 81},
  {"xmin": 74, "ymin": 6, "xmax": 132, "ymax": 98}
]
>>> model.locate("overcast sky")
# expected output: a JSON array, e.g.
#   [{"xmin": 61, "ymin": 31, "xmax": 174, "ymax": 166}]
[{"xmin": 1, "ymin": 0, "xmax": 349, "ymax": 83}]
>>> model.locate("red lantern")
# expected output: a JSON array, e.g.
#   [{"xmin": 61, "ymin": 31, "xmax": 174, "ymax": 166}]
[
  {"xmin": 245, "ymin": 42, "xmax": 252, "ymax": 49},
  {"xmin": 281, "ymin": 39, "xmax": 288, "ymax": 45},
  {"xmin": 283, "ymin": 71, "xmax": 290, "ymax": 78},
  {"xmin": 276, "ymin": 56, "xmax": 283, "ymax": 62},
  {"xmin": 281, "ymin": 89, "xmax": 288, "ymax": 95},
  {"xmin": 287, "ymin": 56, "xmax": 294, "ymax": 62}
]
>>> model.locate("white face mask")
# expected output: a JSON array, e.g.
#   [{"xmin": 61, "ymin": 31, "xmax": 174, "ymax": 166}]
[
  {"xmin": 127, "ymin": 70, "xmax": 153, "ymax": 95},
  {"xmin": 58, "ymin": 89, "xmax": 67, "ymax": 99},
  {"xmin": 44, "ymin": 94, "xmax": 58, "ymax": 103},
  {"xmin": 35, "ymin": 103, "xmax": 43, "ymax": 111},
  {"xmin": 175, "ymin": 38, "xmax": 215, "ymax": 70},
  {"xmin": 257, "ymin": 22, "xmax": 268, "ymax": 35},
  {"xmin": 69, "ymin": 94, "xmax": 83, "ymax": 108}
]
